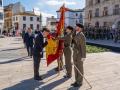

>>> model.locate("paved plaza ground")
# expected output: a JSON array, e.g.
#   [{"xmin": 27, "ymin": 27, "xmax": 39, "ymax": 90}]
[{"xmin": 0, "ymin": 37, "xmax": 120, "ymax": 90}]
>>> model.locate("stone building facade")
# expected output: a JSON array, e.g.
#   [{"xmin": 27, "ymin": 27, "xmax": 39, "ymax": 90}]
[
  {"xmin": 4, "ymin": 2, "xmax": 25, "ymax": 32},
  {"xmin": 84, "ymin": 0, "xmax": 120, "ymax": 27}
]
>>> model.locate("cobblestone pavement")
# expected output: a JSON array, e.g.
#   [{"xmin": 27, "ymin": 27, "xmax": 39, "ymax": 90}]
[{"xmin": 0, "ymin": 37, "xmax": 120, "ymax": 90}]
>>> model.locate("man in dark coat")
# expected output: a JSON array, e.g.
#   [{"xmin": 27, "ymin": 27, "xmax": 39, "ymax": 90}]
[
  {"xmin": 24, "ymin": 28, "xmax": 34, "ymax": 57},
  {"xmin": 33, "ymin": 28, "xmax": 49, "ymax": 80}
]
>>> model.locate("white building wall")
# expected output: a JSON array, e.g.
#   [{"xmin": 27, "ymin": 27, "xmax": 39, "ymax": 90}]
[
  {"xmin": 12, "ymin": 15, "xmax": 40, "ymax": 32},
  {"xmin": 57, "ymin": 10, "xmax": 84, "ymax": 28},
  {"xmin": 46, "ymin": 17, "xmax": 57, "ymax": 32}
]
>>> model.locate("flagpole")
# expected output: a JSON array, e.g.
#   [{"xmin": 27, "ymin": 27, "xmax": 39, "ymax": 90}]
[{"xmin": 57, "ymin": 3, "xmax": 65, "ymax": 72}]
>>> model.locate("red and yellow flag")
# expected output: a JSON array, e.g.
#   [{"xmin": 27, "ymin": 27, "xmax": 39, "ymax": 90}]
[
  {"xmin": 56, "ymin": 5, "xmax": 68, "ymax": 36},
  {"xmin": 46, "ymin": 5, "xmax": 68, "ymax": 66}
]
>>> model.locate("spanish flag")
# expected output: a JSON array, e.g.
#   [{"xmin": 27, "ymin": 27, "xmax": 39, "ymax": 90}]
[{"xmin": 46, "ymin": 5, "xmax": 68, "ymax": 66}]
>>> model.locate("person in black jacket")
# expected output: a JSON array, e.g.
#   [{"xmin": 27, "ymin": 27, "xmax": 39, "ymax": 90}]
[
  {"xmin": 24, "ymin": 28, "xmax": 34, "ymax": 57},
  {"xmin": 33, "ymin": 28, "xmax": 49, "ymax": 80}
]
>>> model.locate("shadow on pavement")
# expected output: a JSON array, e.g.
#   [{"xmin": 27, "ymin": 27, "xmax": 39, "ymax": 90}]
[
  {"xmin": 42, "ymin": 68, "xmax": 57, "ymax": 79},
  {"xmin": 3, "ymin": 78, "xmax": 44, "ymax": 90},
  {"xmin": 0, "ymin": 47, "xmax": 24, "ymax": 52},
  {"xmin": 39, "ymin": 78, "xmax": 69, "ymax": 90},
  {"xmin": 41, "ymin": 68, "xmax": 81, "ymax": 90},
  {"xmin": 0, "ymin": 56, "xmax": 30, "ymax": 64}
]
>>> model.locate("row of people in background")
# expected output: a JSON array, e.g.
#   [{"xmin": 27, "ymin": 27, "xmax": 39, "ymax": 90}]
[
  {"xmin": 2, "ymin": 30, "xmax": 16, "ymax": 37},
  {"xmin": 22, "ymin": 23, "xmax": 86, "ymax": 87},
  {"xmin": 84, "ymin": 26, "xmax": 120, "ymax": 43},
  {"xmin": 1, "ymin": 29, "xmax": 41, "ymax": 37},
  {"xmin": 22, "ymin": 28, "xmax": 45, "ymax": 57},
  {"xmin": 23, "ymin": 28, "xmax": 34, "ymax": 57}
]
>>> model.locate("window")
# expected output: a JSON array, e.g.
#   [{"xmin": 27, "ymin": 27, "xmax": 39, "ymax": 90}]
[
  {"xmin": 95, "ymin": 8, "xmax": 99, "ymax": 17},
  {"xmin": 23, "ymin": 24, "xmax": 26, "ymax": 29},
  {"xmin": 95, "ymin": 21, "xmax": 99, "ymax": 27},
  {"xmin": 103, "ymin": 7, "xmax": 108, "ymax": 16},
  {"xmin": 79, "ymin": 20, "xmax": 83, "ymax": 24},
  {"xmin": 0, "ymin": 23, "xmax": 2, "ymax": 26},
  {"xmin": 117, "ymin": 21, "xmax": 120, "ymax": 28},
  {"xmin": 23, "ymin": 16, "xmax": 26, "ymax": 21},
  {"xmin": 113, "ymin": 5, "xmax": 119, "ymax": 15},
  {"xmin": 14, "ymin": 23, "xmax": 18, "ymax": 30},
  {"xmin": 0, "ymin": 0, "xmax": 2, "ymax": 7},
  {"xmin": 37, "ymin": 24, "xmax": 39, "ymax": 29},
  {"xmin": 80, "ymin": 14, "xmax": 82, "ymax": 18},
  {"xmin": 30, "ymin": 17, "xmax": 33, "ymax": 21},
  {"xmin": 76, "ymin": 20, "xmax": 78, "ymax": 24},
  {"xmin": 51, "ymin": 22, "xmax": 56, "ymax": 25},
  {"xmin": 104, "ymin": 22, "xmax": 107, "ymax": 27},
  {"xmin": 16, "ymin": 17, "xmax": 18, "ymax": 21},
  {"xmin": 88, "ymin": 10, "xmax": 92, "ymax": 21},
  {"xmin": 30, "ymin": 24, "xmax": 33, "ymax": 30},
  {"xmin": 37, "ymin": 17, "xmax": 39, "ymax": 21},
  {"xmin": 96, "ymin": 0, "xmax": 100, "ymax": 4},
  {"xmin": 0, "ymin": 12, "xmax": 3, "ymax": 20},
  {"xmin": 76, "ymin": 13, "xmax": 78, "ymax": 16},
  {"xmin": 13, "ymin": 17, "xmax": 15, "ymax": 21}
]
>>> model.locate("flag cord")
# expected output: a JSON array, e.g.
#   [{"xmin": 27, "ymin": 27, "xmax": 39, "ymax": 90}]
[{"xmin": 72, "ymin": 63, "xmax": 92, "ymax": 89}]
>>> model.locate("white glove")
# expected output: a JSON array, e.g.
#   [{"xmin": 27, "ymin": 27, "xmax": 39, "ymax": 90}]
[{"xmin": 81, "ymin": 58, "xmax": 86, "ymax": 62}]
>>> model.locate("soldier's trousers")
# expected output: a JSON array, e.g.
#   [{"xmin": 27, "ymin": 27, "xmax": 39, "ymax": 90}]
[
  {"xmin": 64, "ymin": 47, "xmax": 72, "ymax": 76},
  {"xmin": 33, "ymin": 55, "xmax": 41, "ymax": 77},
  {"xmin": 73, "ymin": 50, "xmax": 84, "ymax": 84}
]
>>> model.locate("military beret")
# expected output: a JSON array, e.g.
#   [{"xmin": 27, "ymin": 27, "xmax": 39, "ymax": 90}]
[
  {"xmin": 76, "ymin": 23, "xmax": 84, "ymax": 29},
  {"xmin": 66, "ymin": 26, "xmax": 73, "ymax": 31},
  {"xmin": 43, "ymin": 28, "xmax": 50, "ymax": 32}
]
